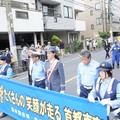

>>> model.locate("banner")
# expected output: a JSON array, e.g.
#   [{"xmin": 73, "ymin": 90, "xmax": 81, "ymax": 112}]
[{"xmin": 0, "ymin": 78, "xmax": 107, "ymax": 120}]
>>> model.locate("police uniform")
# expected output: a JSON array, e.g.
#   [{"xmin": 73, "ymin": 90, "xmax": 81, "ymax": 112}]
[
  {"xmin": 110, "ymin": 40, "xmax": 120, "ymax": 68},
  {"xmin": 45, "ymin": 46, "xmax": 65, "ymax": 93},
  {"xmin": 31, "ymin": 52, "xmax": 45, "ymax": 88},
  {"xmin": 88, "ymin": 61, "xmax": 120, "ymax": 120},
  {"xmin": 0, "ymin": 55, "xmax": 13, "ymax": 118},
  {"xmin": 0, "ymin": 55, "xmax": 13, "ymax": 79},
  {"xmin": 77, "ymin": 59, "xmax": 99, "ymax": 98}
]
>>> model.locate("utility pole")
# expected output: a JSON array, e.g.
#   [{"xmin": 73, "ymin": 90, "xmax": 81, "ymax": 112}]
[
  {"xmin": 109, "ymin": 0, "xmax": 113, "ymax": 43},
  {"xmin": 5, "ymin": 0, "xmax": 18, "ymax": 62},
  {"xmin": 101, "ymin": 0, "xmax": 105, "ymax": 32}
]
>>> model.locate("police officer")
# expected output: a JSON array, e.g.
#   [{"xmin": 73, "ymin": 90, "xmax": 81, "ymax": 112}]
[
  {"xmin": 77, "ymin": 49, "xmax": 99, "ymax": 98},
  {"xmin": 45, "ymin": 46, "xmax": 65, "ymax": 93},
  {"xmin": 31, "ymin": 52, "xmax": 45, "ymax": 88},
  {"xmin": 110, "ymin": 39, "xmax": 120, "ymax": 69},
  {"xmin": 28, "ymin": 47, "xmax": 36, "ymax": 85},
  {"xmin": 0, "ymin": 55, "xmax": 13, "ymax": 118},
  {"xmin": 0, "ymin": 55, "xmax": 13, "ymax": 79},
  {"xmin": 88, "ymin": 61, "xmax": 120, "ymax": 120}
]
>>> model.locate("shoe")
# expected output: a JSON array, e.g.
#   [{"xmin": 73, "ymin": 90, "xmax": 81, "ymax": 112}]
[{"xmin": 117, "ymin": 64, "xmax": 119, "ymax": 68}]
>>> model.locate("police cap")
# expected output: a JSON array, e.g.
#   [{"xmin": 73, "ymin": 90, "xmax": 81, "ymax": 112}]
[
  {"xmin": 0, "ymin": 55, "xmax": 7, "ymax": 61},
  {"xmin": 97, "ymin": 61, "xmax": 113, "ymax": 71},
  {"xmin": 47, "ymin": 46, "xmax": 56, "ymax": 52},
  {"xmin": 31, "ymin": 52, "xmax": 41, "ymax": 58}
]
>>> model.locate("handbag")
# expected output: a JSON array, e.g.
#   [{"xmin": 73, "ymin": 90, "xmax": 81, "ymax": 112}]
[{"xmin": 11, "ymin": 57, "xmax": 15, "ymax": 63}]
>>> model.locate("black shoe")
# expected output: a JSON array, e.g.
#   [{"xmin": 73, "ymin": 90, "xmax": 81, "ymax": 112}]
[{"xmin": 117, "ymin": 64, "xmax": 119, "ymax": 68}]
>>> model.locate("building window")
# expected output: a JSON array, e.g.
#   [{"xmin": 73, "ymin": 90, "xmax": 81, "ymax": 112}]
[
  {"xmin": 96, "ymin": 17, "xmax": 102, "ymax": 25},
  {"xmin": 95, "ymin": 3, "xmax": 101, "ymax": 10},
  {"xmin": 64, "ymin": 6, "xmax": 73, "ymax": 18},
  {"xmin": 91, "ymin": 24, "xmax": 94, "ymax": 30},
  {"xmin": 0, "ymin": 0, "xmax": 5, "ymax": 6},
  {"xmin": 81, "ymin": 35, "xmax": 84, "ymax": 40},
  {"xmin": 43, "ymin": 5, "xmax": 54, "ymax": 16},
  {"xmin": 43, "ymin": 5, "xmax": 48, "ymax": 16},
  {"xmin": 16, "ymin": 11, "xmax": 28, "ymax": 19},
  {"xmin": 11, "ymin": 1, "xmax": 29, "ymax": 10},
  {"xmin": 90, "ymin": 10, "xmax": 93, "ymax": 16}
]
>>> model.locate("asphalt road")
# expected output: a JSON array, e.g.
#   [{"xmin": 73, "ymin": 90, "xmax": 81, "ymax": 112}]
[{"xmin": 1, "ymin": 49, "xmax": 120, "ymax": 120}]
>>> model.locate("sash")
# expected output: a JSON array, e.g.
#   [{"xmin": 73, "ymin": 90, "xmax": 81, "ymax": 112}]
[{"xmin": 47, "ymin": 59, "xmax": 59, "ymax": 81}]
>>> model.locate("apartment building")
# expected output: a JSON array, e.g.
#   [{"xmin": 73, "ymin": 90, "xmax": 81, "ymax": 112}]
[
  {"xmin": 41, "ymin": 0, "xmax": 86, "ymax": 45},
  {"xmin": 79, "ymin": 0, "xmax": 120, "ymax": 40},
  {"xmin": 0, "ymin": 0, "xmax": 86, "ymax": 51},
  {"xmin": 0, "ymin": 0, "xmax": 44, "ymax": 50}
]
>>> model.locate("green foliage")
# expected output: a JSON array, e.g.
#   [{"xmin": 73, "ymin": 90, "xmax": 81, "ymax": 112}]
[
  {"xmin": 118, "ymin": 32, "xmax": 120, "ymax": 36},
  {"xmin": 99, "ymin": 32, "xmax": 110, "ymax": 39},
  {"xmin": 65, "ymin": 44, "xmax": 70, "ymax": 54},
  {"xmin": 73, "ymin": 39, "xmax": 81, "ymax": 52},
  {"xmin": 51, "ymin": 35, "xmax": 60, "ymax": 45},
  {"xmin": 96, "ymin": 37, "xmax": 103, "ymax": 48}
]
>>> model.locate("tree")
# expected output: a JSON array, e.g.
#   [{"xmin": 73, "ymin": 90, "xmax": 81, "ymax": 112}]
[
  {"xmin": 118, "ymin": 32, "xmax": 120, "ymax": 36},
  {"xmin": 51, "ymin": 35, "xmax": 60, "ymax": 46},
  {"xmin": 99, "ymin": 32, "xmax": 110, "ymax": 39}
]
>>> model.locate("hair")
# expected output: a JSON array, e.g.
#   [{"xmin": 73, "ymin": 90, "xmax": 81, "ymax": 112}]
[
  {"xmin": 80, "ymin": 49, "xmax": 91, "ymax": 59},
  {"xmin": 55, "ymin": 54, "xmax": 59, "ymax": 60},
  {"xmin": 106, "ymin": 71, "xmax": 112, "ymax": 77},
  {"xmin": 51, "ymin": 51, "xmax": 59, "ymax": 60}
]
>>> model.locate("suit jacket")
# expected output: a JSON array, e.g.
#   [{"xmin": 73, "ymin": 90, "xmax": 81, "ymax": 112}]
[{"xmin": 45, "ymin": 59, "xmax": 65, "ymax": 92}]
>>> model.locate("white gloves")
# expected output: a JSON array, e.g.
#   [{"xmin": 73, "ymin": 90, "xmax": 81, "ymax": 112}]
[
  {"xmin": 45, "ymin": 87, "xmax": 48, "ymax": 90},
  {"xmin": 77, "ymin": 89, "xmax": 80, "ymax": 95},
  {"xmin": 60, "ymin": 91, "xmax": 65, "ymax": 94},
  {"xmin": 100, "ymin": 98, "xmax": 111, "ymax": 106},
  {"xmin": 88, "ymin": 94, "xmax": 95, "ymax": 103}
]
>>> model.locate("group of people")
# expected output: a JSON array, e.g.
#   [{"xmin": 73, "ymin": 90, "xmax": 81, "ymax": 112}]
[
  {"xmin": 27, "ymin": 43, "xmax": 120, "ymax": 119},
  {"xmin": 0, "ymin": 39, "xmax": 120, "ymax": 119},
  {"xmin": 21, "ymin": 40, "xmax": 65, "ymax": 72},
  {"xmin": 0, "ymin": 45, "xmax": 65, "ymax": 118},
  {"xmin": 77, "ymin": 49, "xmax": 120, "ymax": 120},
  {"xmin": 28, "ymin": 45, "xmax": 65, "ymax": 93},
  {"xmin": 86, "ymin": 40, "xmax": 97, "ymax": 52}
]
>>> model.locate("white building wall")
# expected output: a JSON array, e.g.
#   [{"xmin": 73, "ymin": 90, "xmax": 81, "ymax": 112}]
[
  {"xmin": 74, "ymin": 0, "xmax": 85, "ymax": 11},
  {"xmin": 75, "ymin": 20, "xmax": 86, "ymax": 31},
  {"xmin": 44, "ymin": 16, "xmax": 75, "ymax": 30},
  {"xmin": 0, "ymin": 7, "xmax": 8, "ymax": 32},
  {"xmin": 13, "ymin": 10, "xmax": 44, "ymax": 32},
  {"xmin": 0, "ymin": 0, "xmax": 44, "ymax": 32}
]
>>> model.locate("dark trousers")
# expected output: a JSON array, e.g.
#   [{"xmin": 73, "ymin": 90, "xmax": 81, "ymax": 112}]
[
  {"xmin": 22, "ymin": 60, "xmax": 28, "ymax": 71},
  {"xmin": 34, "ymin": 80, "xmax": 45, "ymax": 89},
  {"xmin": 28, "ymin": 75, "xmax": 32, "ymax": 85},
  {"xmin": 105, "ymin": 50, "xmax": 110, "ymax": 59},
  {"xmin": 79, "ymin": 85, "xmax": 92, "ymax": 98},
  {"xmin": 87, "ymin": 46, "xmax": 89, "ymax": 50}
]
